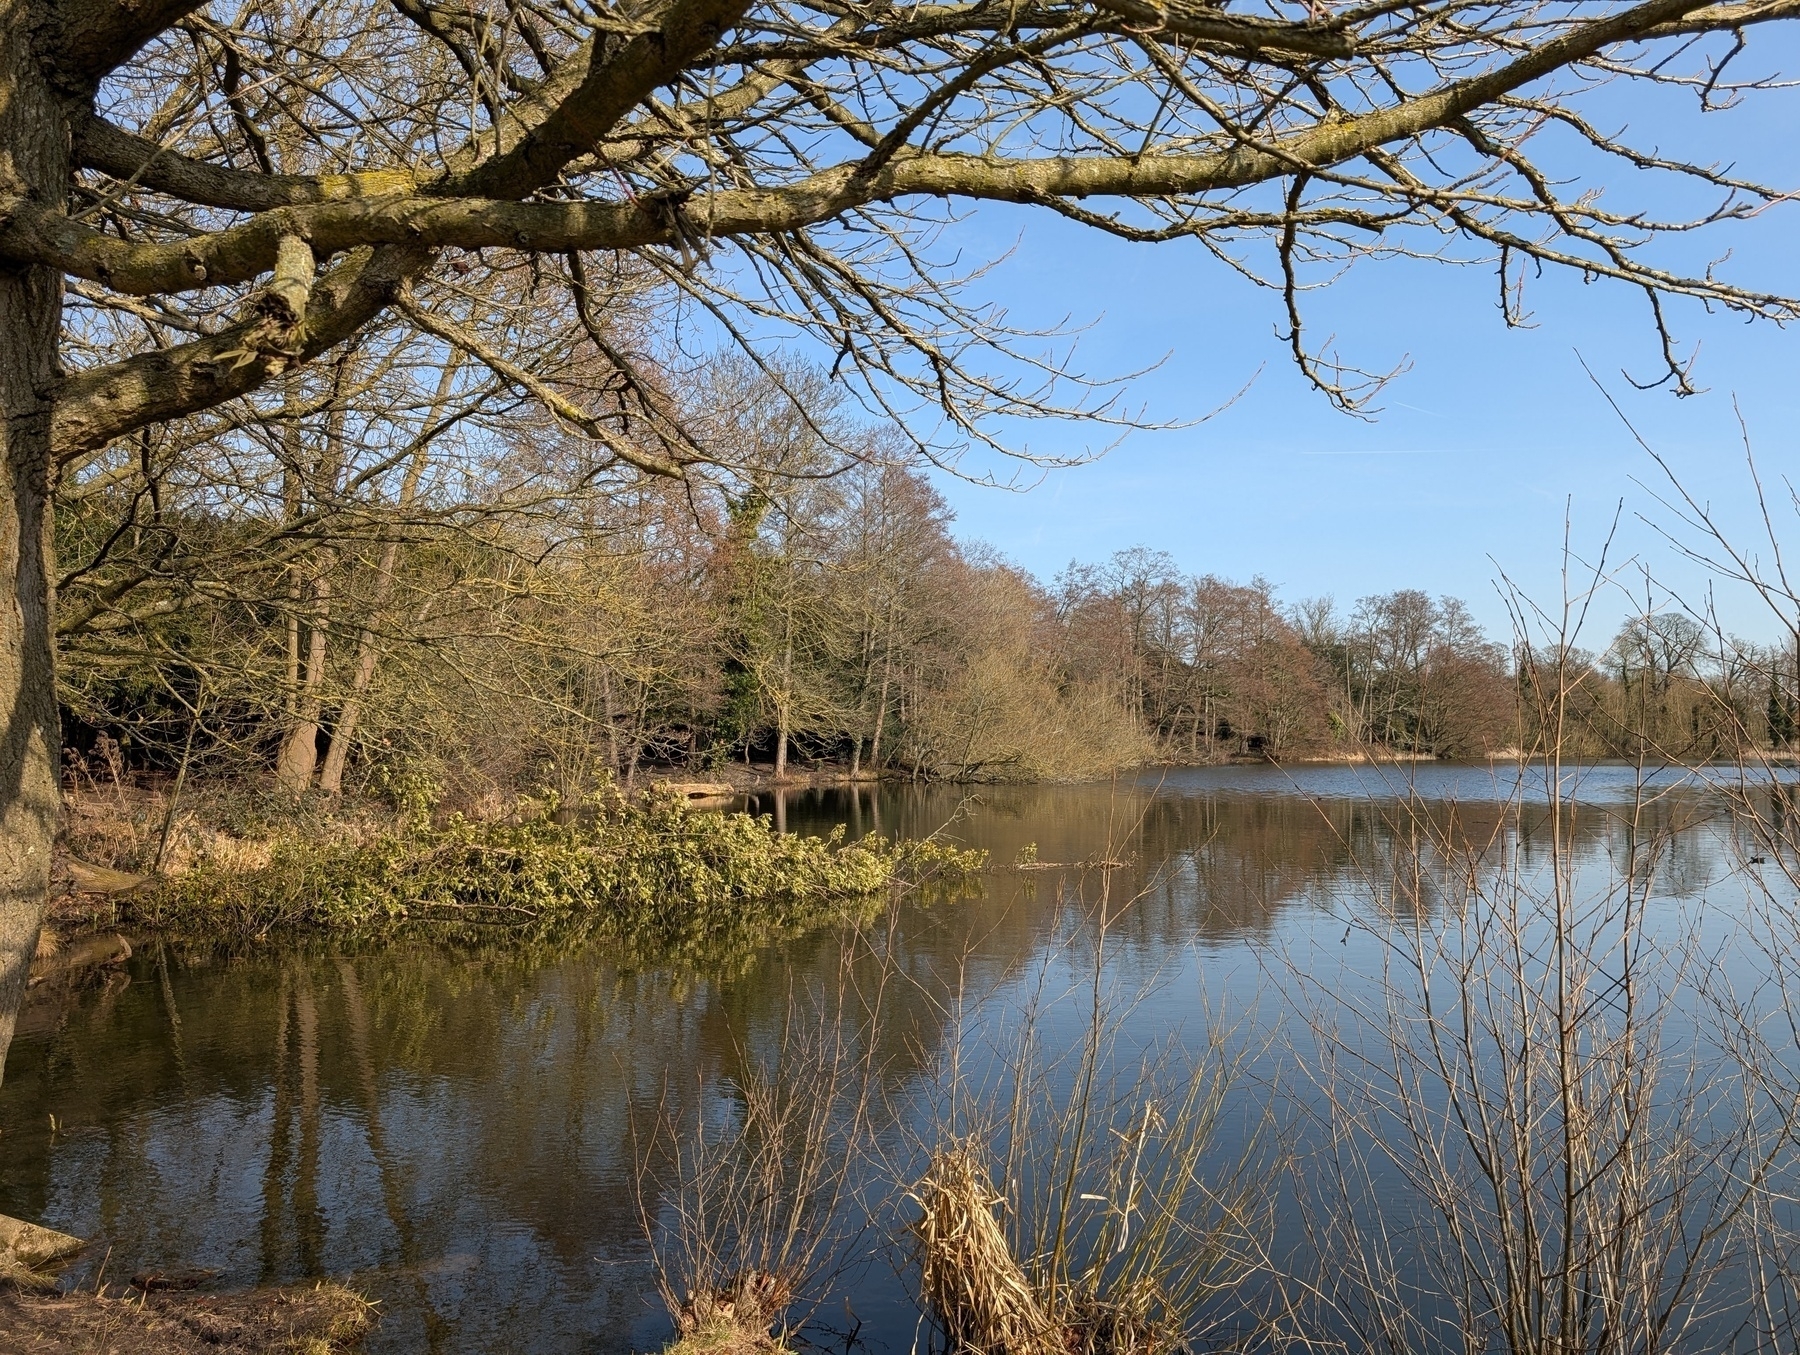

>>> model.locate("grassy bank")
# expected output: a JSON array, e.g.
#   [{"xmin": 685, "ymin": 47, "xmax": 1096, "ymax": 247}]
[
  {"xmin": 69, "ymin": 784, "xmax": 982, "ymax": 955},
  {"xmin": 0, "ymin": 1280, "xmax": 371, "ymax": 1355}
]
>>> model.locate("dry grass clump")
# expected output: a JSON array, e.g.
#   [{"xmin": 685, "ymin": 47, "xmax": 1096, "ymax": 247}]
[
  {"xmin": 660, "ymin": 1317, "xmax": 791, "ymax": 1355},
  {"xmin": 1058, "ymin": 1283, "xmax": 1166, "ymax": 1355},
  {"xmin": 644, "ymin": 988, "xmax": 882, "ymax": 1355},
  {"xmin": 913, "ymin": 1147, "xmax": 1183, "ymax": 1355},
  {"xmin": 58, "ymin": 778, "xmax": 394, "ymax": 881},
  {"xmin": 0, "ymin": 1253, "xmax": 62, "ymax": 1292},
  {"xmin": 914, "ymin": 1148, "xmax": 1059, "ymax": 1355}
]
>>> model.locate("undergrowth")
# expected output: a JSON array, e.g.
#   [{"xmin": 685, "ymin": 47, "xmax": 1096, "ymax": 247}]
[{"xmin": 129, "ymin": 786, "xmax": 985, "ymax": 954}]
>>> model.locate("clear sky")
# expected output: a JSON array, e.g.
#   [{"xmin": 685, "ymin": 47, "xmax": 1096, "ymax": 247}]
[{"xmin": 910, "ymin": 43, "xmax": 1800, "ymax": 654}]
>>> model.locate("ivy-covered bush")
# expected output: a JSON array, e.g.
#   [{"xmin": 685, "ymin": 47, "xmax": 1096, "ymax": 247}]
[{"xmin": 134, "ymin": 787, "xmax": 985, "ymax": 955}]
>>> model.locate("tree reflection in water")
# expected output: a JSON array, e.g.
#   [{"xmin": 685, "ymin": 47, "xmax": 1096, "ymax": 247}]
[{"xmin": 0, "ymin": 765, "xmax": 1777, "ymax": 1354}]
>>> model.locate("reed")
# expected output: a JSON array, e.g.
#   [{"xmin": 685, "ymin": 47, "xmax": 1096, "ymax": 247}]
[
  {"xmin": 914, "ymin": 1147, "xmax": 1060, "ymax": 1355},
  {"xmin": 912, "ymin": 822, "xmax": 1274, "ymax": 1355}
]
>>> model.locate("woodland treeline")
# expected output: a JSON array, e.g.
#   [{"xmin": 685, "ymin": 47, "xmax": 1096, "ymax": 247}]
[{"xmin": 59, "ymin": 350, "xmax": 1800, "ymax": 807}]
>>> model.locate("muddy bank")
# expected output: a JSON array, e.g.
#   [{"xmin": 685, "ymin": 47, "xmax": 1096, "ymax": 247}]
[{"xmin": 1, "ymin": 1280, "xmax": 371, "ymax": 1354}]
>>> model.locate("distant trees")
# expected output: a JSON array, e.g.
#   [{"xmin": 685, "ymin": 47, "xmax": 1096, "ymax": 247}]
[
  {"xmin": 1601, "ymin": 613, "xmax": 1714, "ymax": 758},
  {"xmin": 825, "ymin": 462, "xmax": 959, "ymax": 778},
  {"xmin": 1051, "ymin": 562, "xmax": 1316, "ymax": 758},
  {"xmin": 57, "ymin": 361, "xmax": 1159, "ymax": 797},
  {"xmin": 1321, "ymin": 591, "xmax": 1516, "ymax": 757},
  {"xmin": 72, "ymin": 415, "xmax": 1800, "ymax": 803},
  {"xmin": 1041, "ymin": 557, "xmax": 1519, "ymax": 761},
  {"xmin": 52, "ymin": 327, "xmax": 1800, "ymax": 803},
  {"xmin": 1518, "ymin": 614, "xmax": 1758, "ymax": 761}
]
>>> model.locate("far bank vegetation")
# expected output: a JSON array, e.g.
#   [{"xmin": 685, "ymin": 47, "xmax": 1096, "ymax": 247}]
[{"xmin": 62, "ymin": 347, "xmax": 1795, "ymax": 839}]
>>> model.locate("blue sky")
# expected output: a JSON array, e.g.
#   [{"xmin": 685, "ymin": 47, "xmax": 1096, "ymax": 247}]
[{"xmin": 912, "ymin": 48, "xmax": 1800, "ymax": 652}]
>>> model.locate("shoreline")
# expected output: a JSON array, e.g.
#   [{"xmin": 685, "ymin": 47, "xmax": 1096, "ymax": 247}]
[
  {"xmin": 39, "ymin": 755, "xmax": 1795, "ymax": 956},
  {"xmin": 1, "ymin": 1279, "xmax": 372, "ymax": 1354}
]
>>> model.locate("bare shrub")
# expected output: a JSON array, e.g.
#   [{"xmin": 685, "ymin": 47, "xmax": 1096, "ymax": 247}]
[
  {"xmin": 639, "ymin": 981, "xmax": 881, "ymax": 1354},
  {"xmin": 1276, "ymin": 551, "xmax": 1794, "ymax": 1354}
]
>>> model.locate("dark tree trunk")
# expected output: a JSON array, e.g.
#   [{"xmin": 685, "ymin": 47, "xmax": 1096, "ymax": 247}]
[{"xmin": 0, "ymin": 3, "xmax": 67, "ymax": 1087}]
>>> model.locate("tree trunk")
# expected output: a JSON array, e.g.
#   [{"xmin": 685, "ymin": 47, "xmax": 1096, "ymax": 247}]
[
  {"xmin": 315, "ymin": 618, "xmax": 374, "ymax": 795},
  {"xmin": 869, "ymin": 657, "xmax": 891, "ymax": 769},
  {"xmin": 626, "ymin": 688, "xmax": 647, "ymax": 788},
  {"xmin": 281, "ymin": 387, "xmax": 304, "ymax": 713},
  {"xmin": 0, "ymin": 10, "xmax": 68, "ymax": 1088},
  {"xmin": 276, "ymin": 381, "xmax": 350, "ymax": 794},
  {"xmin": 275, "ymin": 563, "xmax": 332, "ymax": 793},
  {"xmin": 320, "ymin": 358, "xmax": 459, "ymax": 795},
  {"xmin": 773, "ymin": 626, "xmax": 792, "ymax": 780},
  {"xmin": 316, "ymin": 540, "xmax": 395, "ymax": 795},
  {"xmin": 598, "ymin": 667, "xmax": 620, "ymax": 779}
]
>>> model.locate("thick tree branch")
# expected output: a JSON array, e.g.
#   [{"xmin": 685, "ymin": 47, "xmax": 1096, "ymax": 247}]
[
  {"xmin": 258, "ymin": 234, "xmax": 316, "ymax": 327},
  {"xmin": 73, "ymin": 111, "xmax": 421, "ymax": 212},
  {"xmin": 1646, "ymin": 0, "xmax": 1800, "ymax": 33},
  {"xmin": 52, "ymin": 245, "xmax": 427, "ymax": 461},
  {"xmin": 70, "ymin": 0, "xmax": 746, "ymax": 208},
  {"xmin": 8, "ymin": 0, "xmax": 1728, "ymax": 299},
  {"xmin": 442, "ymin": 0, "xmax": 755, "ymax": 197},
  {"xmin": 1084, "ymin": 0, "xmax": 1358, "ymax": 57}
]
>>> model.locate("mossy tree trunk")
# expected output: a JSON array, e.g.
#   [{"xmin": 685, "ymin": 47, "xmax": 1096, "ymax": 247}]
[{"xmin": 0, "ymin": 0, "xmax": 66, "ymax": 1086}]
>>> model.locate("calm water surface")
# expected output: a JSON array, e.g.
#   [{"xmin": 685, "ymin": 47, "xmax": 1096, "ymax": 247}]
[{"xmin": 2, "ymin": 764, "xmax": 1793, "ymax": 1352}]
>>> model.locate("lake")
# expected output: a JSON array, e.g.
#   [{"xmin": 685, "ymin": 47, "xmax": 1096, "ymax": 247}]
[{"xmin": 5, "ymin": 763, "xmax": 1798, "ymax": 1353}]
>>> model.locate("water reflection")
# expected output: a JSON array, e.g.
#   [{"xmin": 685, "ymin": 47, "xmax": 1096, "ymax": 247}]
[{"xmin": 0, "ymin": 765, "xmax": 1777, "ymax": 1353}]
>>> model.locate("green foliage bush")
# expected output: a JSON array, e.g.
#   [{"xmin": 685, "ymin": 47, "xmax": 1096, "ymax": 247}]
[{"xmin": 133, "ymin": 788, "xmax": 985, "ymax": 958}]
